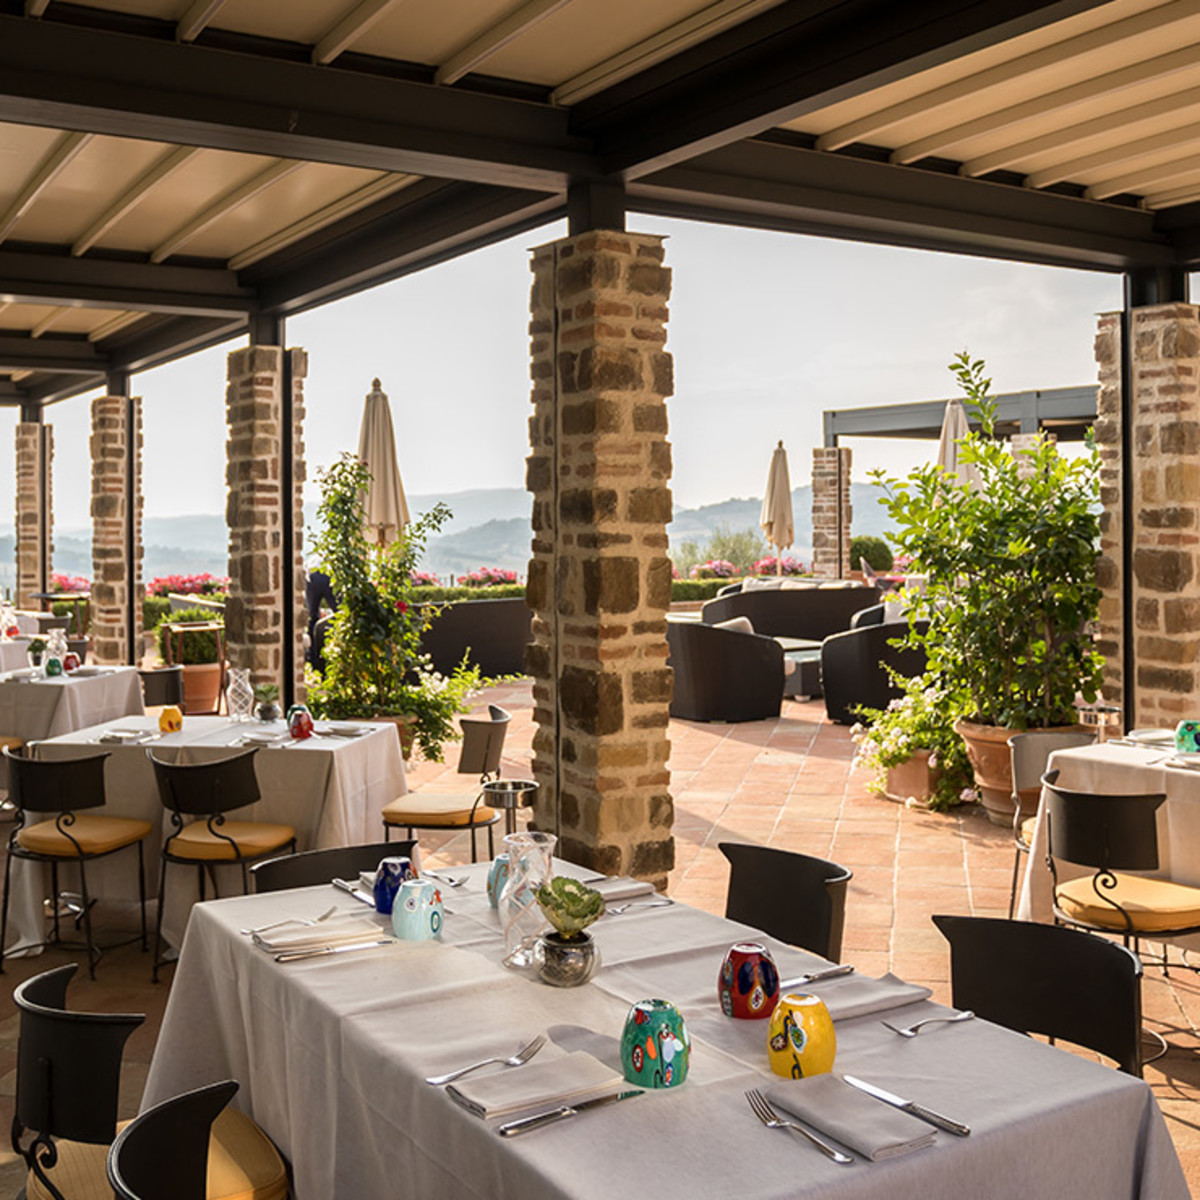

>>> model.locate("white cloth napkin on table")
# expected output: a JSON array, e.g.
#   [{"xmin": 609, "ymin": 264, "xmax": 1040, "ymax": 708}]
[
  {"xmin": 593, "ymin": 877, "xmax": 657, "ymax": 903},
  {"xmin": 251, "ymin": 915, "xmax": 384, "ymax": 954},
  {"xmin": 766, "ymin": 1075, "xmax": 935, "ymax": 1161},
  {"xmin": 446, "ymin": 1050, "xmax": 624, "ymax": 1120},
  {"xmin": 793, "ymin": 972, "xmax": 932, "ymax": 1022}
]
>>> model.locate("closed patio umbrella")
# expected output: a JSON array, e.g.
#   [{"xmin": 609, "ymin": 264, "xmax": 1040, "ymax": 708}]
[
  {"xmin": 356, "ymin": 377, "xmax": 411, "ymax": 546},
  {"xmin": 760, "ymin": 440, "xmax": 795, "ymax": 575},
  {"xmin": 936, "ymin": 398, "xmax": 982, "ymax": 492}
]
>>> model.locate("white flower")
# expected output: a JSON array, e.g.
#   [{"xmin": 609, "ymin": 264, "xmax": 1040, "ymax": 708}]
[
  {"xmin": 927, "ymin": 753, "xmax": 939, "ymax": 768},
  {"xmin": 959, "ymin": 787, "xmax": 976, "ymax": 802}
]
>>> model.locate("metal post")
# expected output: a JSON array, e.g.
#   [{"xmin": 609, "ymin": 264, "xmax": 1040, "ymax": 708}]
[{"xmin": 280, "ymin": 342, "xmax": 296, "ymax": 711}]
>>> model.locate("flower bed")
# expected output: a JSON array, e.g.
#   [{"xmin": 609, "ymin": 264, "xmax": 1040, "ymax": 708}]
[
  {"xmin": 751, "ymin": 556, "xmax": 807, "ymax": 576},
  {"xmin": 147, "ymin": 572, "xmax": 229, "ymax": 597},
  {"xmin": 690, "ymin": 559, "xmax": 738, "ymax": 579},
  {"xmin": 458, "ymin": 567, "xmax": 520, "ymax": 587}
]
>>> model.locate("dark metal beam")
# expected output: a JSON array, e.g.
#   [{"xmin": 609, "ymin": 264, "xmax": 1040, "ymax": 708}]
[
  {"xmin": 0, "ymin": 246, "xmax": 256, "ymax": 316},
  {"xmin": 248, "ymin": 180, "xmax": 563, "ymax": 315},
  {"xmin": 0, "ymin": 332, "xmax": 109, "ymax": 373},
  {"xmin": 567, "ymin": 179, "xmax": 626, "ymax": 234},
  {"xmin": 25, "ymin": 372, "xmax": 103, "ymax": 406},
  {"xmin": 0, "ymin": 13, "xmax": 595, "ymax": 191},
  {"xmin": 106, "ymin": 314, "xmax": 247, "ymax": 376},
  {"xmin": 580, "ymin": 0, "xmax": 1116, "ymax": 179},
  {"xmin": 1126, "ymin": 265, "xmax": 1189, "ymax": 306},
  {"xmin": 630, "ymin": 139, "xmax": 1173, "ymax": 271}
]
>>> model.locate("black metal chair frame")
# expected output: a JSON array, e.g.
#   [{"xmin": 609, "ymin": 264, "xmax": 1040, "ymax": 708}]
[
  {"xmin": 718, "ymin": 841, "xmax": 853, "ymax": 962},
  {"xmin": 148, "ymin": 747, "xmax": 295, "ymax": 981},
  {"xmin": 13, "ymin": 963, "xmax": 145, "ymax": 1200},
  {"xmin": 251, "ymin": 839, "xmax": 416, "ymax": 892},
  {"xmin": 384, "ymin": 704, "xmax": 510, "ymax": 862},
  {"xmin": 1006, "ymin": 731, "xmax": 1096, "ymax": 918},
  {"xmin": 109, "ymin": 1080, "xmax": 239, "ymax": 1200},
  {"xmin": 0, "ymin": 746, "xmax": 147, "ymax": 978}
]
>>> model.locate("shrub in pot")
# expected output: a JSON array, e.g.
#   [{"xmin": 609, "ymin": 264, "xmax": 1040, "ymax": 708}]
[
  {"xmin": 874, "ymin": 354, "xmax": 1103, "ymax": 824},
  {"xmin": 157, "ymin": 605, "xmax": 225, "ymax": 714}
]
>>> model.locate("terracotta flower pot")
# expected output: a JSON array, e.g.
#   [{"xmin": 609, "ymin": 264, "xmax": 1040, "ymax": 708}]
[
  {"xmin": 883, "ymin": 749, "xmax": 943, "ymax": 807},
  {"xmin": 181, "ymin": 662, "xmax": 223, "ymax": 715},
  {"xmin": 368, "ymin": 713, "xmax": 419, "ymax": 759}
]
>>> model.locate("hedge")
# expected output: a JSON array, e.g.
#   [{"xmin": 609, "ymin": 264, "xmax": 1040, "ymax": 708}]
[
  {"xmin": 143, "ymin": 595, "xmax": 172, "ymax": 631},
  {"xmin": 157, "ymin": 605, "xmax": 223, "ymax": 665},
  {"xmin": 670, "ymin": 578, "xmax": 744, "ymax": 602},
  {"xmin": 409, "ymin": 584, "xmax": 527, "ymax": 603}
]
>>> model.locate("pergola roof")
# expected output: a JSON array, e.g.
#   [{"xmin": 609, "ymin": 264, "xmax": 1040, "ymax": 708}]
[{"xmin": 1, "ymin": 0, "xmax": 1198, "ymax": 407}]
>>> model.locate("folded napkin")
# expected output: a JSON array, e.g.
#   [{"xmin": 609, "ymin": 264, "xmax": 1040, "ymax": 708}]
[
  {"xmin": 315, "ymin": 723, "xmax": 370, "ymax": 738},
  {"xmin": 98, "ymin": 728, "xmax": 151, "ymax": 744},
  {"xmin": 798, "ymin": 972, "xmax": 932, "ymax": 1022},
  {"xmin": 593, "ymin": 876, "xmax": 657, "ymax": 903},
  {"xmin": 766, "ymin": 1075, "xmax": 935, "ymax": 1161},
  {"xmin": 251, "ymin": 914, "xmax": 384, "ymax": 954},
  {"xmin": 447, "ymin": 1050, "xmax": 624, "ymax": 1120}
]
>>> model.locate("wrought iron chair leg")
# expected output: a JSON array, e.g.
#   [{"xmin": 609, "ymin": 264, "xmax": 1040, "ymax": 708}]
[
  {"xmin": 488, "ymin": 824, "xmax": 495, "ymax": 858},
  {"xmin": 136, "ymin": 841, "xmax": 148, "ymax": 951},
  {"xmin": 197, "ymin": 862, "xmax": 206, "ymax": 903},
  {"xmin": 207, "ymin": 863, "xmax": 221, "ymax": 900},
  {"xmin": 384, "ymin": 823, "xmax": 392, "ymax": 843},
  {"xmin": 1008, "ymin": 848, "xmax": 1022, "ymax": 920},
  {"xmin": 469, "ymin": 825, "xmax": 478, "ymax": 864},
  {"xmin": 0, "ymin": 846, "xmax": 12, "ymax": 973},
  {"xmin": 152, "ymin": 856, "xmax": 169, "ymax": 984},
  {"xmin": 77, "ymin": 859, "xmax": 98, "ymax": 980},
  {"xmin": 50, "ymin": 861, "xmax": 61, "ymax": 944}
]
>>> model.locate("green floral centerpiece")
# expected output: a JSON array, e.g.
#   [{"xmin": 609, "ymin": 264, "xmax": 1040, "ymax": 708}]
[
  {"xmin": 532, "ymin": 876, "xmax": 606, "ymax": 987},
  {"xmin": 305, "ymin": 454, "xmax": 481, "ymax": 762}
]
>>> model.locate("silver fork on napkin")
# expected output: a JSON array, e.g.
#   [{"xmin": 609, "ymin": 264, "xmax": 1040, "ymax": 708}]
[
  {"xmin": 745, "ymin": 1089, "xmax": 853, "ymax": 1165},
  {"xmin": 425, "ymin": 1034, "xmax": 547, "ymax": 1086},
  {"xmin": 241, "ymin": 905, "xmax": 337, "ymax": 937}
]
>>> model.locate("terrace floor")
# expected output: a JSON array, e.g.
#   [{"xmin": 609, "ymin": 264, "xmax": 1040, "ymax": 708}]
[{"xmin": 1, "ymin": 679, "xmax": 1197, "ymax": 1193}]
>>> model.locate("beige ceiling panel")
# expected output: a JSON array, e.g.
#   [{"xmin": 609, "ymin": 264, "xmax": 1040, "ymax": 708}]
[
  {"xmin": 39, "ymin": 307, "xmax": 127, "ymax": 336},
  {"xmin": 194, "ymin": 0, "xmax": 370, "ymax": 45},
  {"xmin": 358, "ymin": 0, "xmax": 530, "ymax": 68},
  {"xmin": 67, "ymin": 0, "xmax": 181, "ymax": 19},
  {"xmin": 93, "ymin": 148, "xmax": 285, "ymax": 254},
  {"xmin": 6, "ymin": 135, "xmax": 167, "ymax": 246},
  {"xmin": 0, "ymin": 303, "xmax": 60, "ymax": 331},
  {"xmin": 180, "ymin": 162, "xmax": 384, "ymax": 258},
  {"xmin": 0, "ymin": 124, "xmax": 67, "ymax": 211}
]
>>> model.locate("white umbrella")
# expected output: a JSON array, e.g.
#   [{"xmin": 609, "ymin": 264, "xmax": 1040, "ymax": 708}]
[
  {"xmin": 760, "ymin": 440, "xmax": 795, "ymax": 575},
  {"xmin": 936, "ymin": 398, "xmax": 982, "ymax": 492},
  {"xmin": 356, "ymin": 378, "xmax": 411, "ymax": 546}
]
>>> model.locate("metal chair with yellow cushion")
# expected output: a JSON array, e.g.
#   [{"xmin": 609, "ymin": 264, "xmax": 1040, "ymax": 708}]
[
  {"xmin": 15, "ymin": 964, "xmax": 288, "ymax": 1200},
  {"xmin": 382, "ymin": 704, "xmax": 510, "ymax": 862},
  {"xmin": 148, "ymin": 748, "xmax": 295, "ymax": 982},
  {"xmin": 0, "ymin": 746, "xmax": 150, "ymax": 978}
]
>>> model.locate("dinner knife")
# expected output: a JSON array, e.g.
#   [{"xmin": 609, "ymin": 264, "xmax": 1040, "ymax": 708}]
[
  {"xmin": 779, "ymin": 964, "xmax": 855, "ymax": 989},
  {"xmin": 332, "ymin": 878, "xmax": 375, "ymax": 905},
  {"xmin": 843, "ymin": 1075, "xmax": 971, "ymax": 1137},
  {"xmin": 274, "ymin": 938, "xmax": 394, "ymax": 963},
  {"xmin": 497, "ymin": 1090, "xmax": 643, "ymax": 1137}
]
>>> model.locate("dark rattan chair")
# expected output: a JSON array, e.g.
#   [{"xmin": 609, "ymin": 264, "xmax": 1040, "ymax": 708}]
[
  {"xmin": 381, "ymin": 705, "xmax": 509, "ymax": 862},
  {"xmin": 719, "ymin": 841, "xmax": 853, "ymax": 962},
  {"xmin": 252, "ymin": 839, "xmax": 416, "ymax": 892},
  {"xmin": 13, "ymin": 963, "xmax": 145, "ymax": 1200},
  {"xmin": 820, "ymin": 620, "xmax": 928, "ymax": 725},
  {"xmin": 148, "ymin": 748, "xmax": 295, "ymax": 981},
  {"xmin": 0, "ymin": 746, "xmax": 150, "ymax": 978},
  {"xmin": 933, "ymin": 914, "xmax": 1143, "ymax": 1076},
  {"xmin": 1006, "ymin": 731, "xmax": 1095, "ymax": 917},
  {"xmin": 667, "ymin": 622, "xmax": 785, "ymax": 723}
]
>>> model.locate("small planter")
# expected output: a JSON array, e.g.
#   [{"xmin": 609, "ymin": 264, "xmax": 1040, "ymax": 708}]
[
  {"xmin": 181, "ymin": 662, "xmax": 223, "ymax": 715},
  {"xmin": 883, "ymin": 749, "xmax": 942, "ymax": 807},
  {"xmin": 533, "ymin": 931, "xmax": 599, "ymax": 988}
]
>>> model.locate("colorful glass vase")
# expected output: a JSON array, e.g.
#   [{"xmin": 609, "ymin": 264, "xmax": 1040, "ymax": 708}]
[
  {"xmin": 718, "ymin": 942, "xmax": 780, "ymax": 1019},
  {"xmin": 486, "ymin": 853, "xmax": 510, "ymax": 909},
  {"xmin": 392, "ymin": 879, "xmax": 443, "ymax": 941},
  {"xmin": 372, "ymin": 856, "xmax": 415, "ymax": 915},
  {"xmin": 287, "ymin": 704, "xmax": 314, "ymax": 739},
  {"xmin": 1175, "ymin": 720, "xmax": 1200, "ymax": 755},
  {"xmin": 159, "ymin": 705, "xmax": 183, "ymax": 734},
  {"xmin": 43, "ymin": 656, "xmax": 63, "ymax": 677},
  {"xmin": 621, "ymin": 999, "xmax": 690, "ymax": 1089},
  {"xmin": 767, "ymin": 992, "xmax": 836, "ymax": 1079},
  {"xmin": 62, "ymin": 652, "xmax": 80, "ymax": 672}
]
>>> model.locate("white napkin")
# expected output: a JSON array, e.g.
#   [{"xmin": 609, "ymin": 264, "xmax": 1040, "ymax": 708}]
[
  {"xmin": 767, "ymin": 1075, "xmax": 935, "ymax": 1161},
  {"xmin": 798, "ymin": 972, "xmax": 932, "ymax": 1022},
  {"xmin": 446, "ymin": 1050, "xmax": 624, "ymax": 1120},
  {"xmin": 593, "ymin": 877, "xmax": 657, "ymax": 903},
  {"xmin": 251, "ymin": 915, "xmax": 384, "ymax": 953}
]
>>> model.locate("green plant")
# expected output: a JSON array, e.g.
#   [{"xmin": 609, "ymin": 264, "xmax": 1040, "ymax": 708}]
[
  {"xmin": 873, "ymin": 353, "xmax": 1103, "ymax": 730},
  {"xmin": 851, "ymin": 671, "xmax": 976, "ymax": 812},
  {"xmin": 254, "ymin": 683, "xmax": 280, "ymax": 704},
  {"xmin": 157, "ymin": 607, "xmax": 223, "ymax": 665},
  {"xmin": 28, "ymin": 637, "xmax": 46, "ymax": 656},
  {"xmin": 850, "ymin": 535, "xmax": 894, "ymax": 572},
  {"xmin": 407, "ymin": 584, "xmax": 526, "ymax": 603},
  {"xmin": 670, "ymin": 578, "xmax": 744, "ymax": 602},
  {"xmin": 304, "ymin": 453, "xmax": 480, "ymax": 761},
  {"xmin": 142, "ymin": 595, "xmax": 171, "ymax": 631},
  {"xmin": 536, "ymin": 876, "xmax": 606, "ymax": 939}
]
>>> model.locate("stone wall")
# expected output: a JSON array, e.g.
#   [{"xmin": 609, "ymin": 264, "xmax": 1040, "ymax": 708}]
[
  {"xmin": 15, "ymin": 422, "xmax": 52, "ymax": 609},
  {"xmin": 224, "ymin": 345, "xmax": 307, "ymax": 699},
  {"xmin": 89, "ymin": 396, "xmax": 143, "ymax": 664},
  {"xmin": 525, "ymin": 230, "xmax": 675, "ymax": 887},
  {"xmin": 812, "ymin": 446, "xmax": 851, "ymax": 577},
  {"xmin": 1095, "ymin": 303, "xmax": 1200, "ymax": 724}
]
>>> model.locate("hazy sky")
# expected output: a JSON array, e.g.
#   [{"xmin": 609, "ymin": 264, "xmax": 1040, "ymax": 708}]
[{"xmin": 16, "ymin": 213, "xmax": 1124, "ymax": 532}]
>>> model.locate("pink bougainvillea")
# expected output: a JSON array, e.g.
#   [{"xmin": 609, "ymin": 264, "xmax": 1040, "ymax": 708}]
[
  {"xmin": 458, "ymin": 567, "xmax": 520, "ymax": 588},
  {"xmin": 751, "ymin": 555, "xmax": 808, "ymax": 576},
  {"xmin": 409, "ymin": 570, "xmax": 440, "ymax": 587},
  {"xmin": 51, "ymin": 573, "xmax": 91, "ymax": 593},
  {"xmin": 690, "ymin": 559, "xmax": 738, "ymax": 579},
  {"xmin": 147, "ymin": 573, "xmax": 230, "ymax": 598}
]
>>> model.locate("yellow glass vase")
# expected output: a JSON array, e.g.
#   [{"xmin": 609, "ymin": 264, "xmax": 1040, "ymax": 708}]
[
  {"xmin": 158, "ymin": 705, "xmax": 183, "ymax": 733},
  {"xmin": 767, "ymin": 992, "xmax": 836, "ymax": 1079}
]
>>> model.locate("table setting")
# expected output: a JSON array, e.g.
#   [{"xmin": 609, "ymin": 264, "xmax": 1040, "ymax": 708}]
[{"xmin": 141, "ymin": 844, "xmax": 1188, "ymax": 1200}]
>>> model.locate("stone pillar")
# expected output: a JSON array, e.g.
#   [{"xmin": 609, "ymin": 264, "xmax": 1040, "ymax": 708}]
[
  {"xmin": 224, "ymin": 345, "xmax": 307, "ymax": 699},
  {"xmin": 89, "ymin": 396, "xmax": 143, "ymax": 664},
  {"xmin": 1096, "ymin": 303, "xmax": 1200, "ymax": 725},
  {"xmin": 525, "ymin": 231, "xmax": 675, "ymax": 887},
  {"xmin": 14, "ymin": 422, "xmax": 52, "ymax": 608},
  {"xmin": 812, "ymin": 446, "xmax": 851, "ymax": 577}
]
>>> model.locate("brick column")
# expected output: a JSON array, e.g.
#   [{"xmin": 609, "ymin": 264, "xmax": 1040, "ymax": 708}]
[
  {"xmin": 525, "ymin": 231, "xmax": 675, "ymax": 887},
  {"xmin": 812, "ymin": 446, "xmax": 851, "ymax": 577},
  {"xmin": 1096, "ymin": 303, "xmax": 1200, "ymax": 725},
  {"xmin": 89, "ymin": 396, "xmax": 143, "ymax": 664},
  {"xmin": 224, "ymin": 345, "xmax": 307, "ymax": 698},
  {"xmin": 14, "ymin": 422, "xmax": 52, "ymax": 608}
]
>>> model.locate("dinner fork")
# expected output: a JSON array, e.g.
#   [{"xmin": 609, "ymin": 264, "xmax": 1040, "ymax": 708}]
[
  {"xmin": 425, "ymin": 1033, "xmax": 547, "ymax": 1086},
  {"xmin": 606, "ymin": 898, "xmax": 674, "ymax": 915},
  {"xmin": 240, "ymin": 905, "xmax": 337, "ymax": 937},
  {"xmin": 882, "ymin": 1010, "xmax": 975, "ymax": 1038},
  {"xmin": 424, "ymin": 871, "xmax": 467, "ymax": 888},
  {"xmin": 744, "ymin": 1089, "xmax": 854, "ymax": 1165}
]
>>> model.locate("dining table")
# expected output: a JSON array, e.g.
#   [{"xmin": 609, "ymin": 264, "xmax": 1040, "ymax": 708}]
[
  {"xmin": 142, "ymin": 859, "xmax": 1187, "ymax": 1200},
  {"xmin": 1015, "ymin": 736, "xmax": 1200, "ymax": 948},
  {"xmin": 7, "ymin": 714, "xmax": 406, "ymax": 956},
  {"xmin": 0, "ymin": 663, "xmax": 144, "ymax": 745}
]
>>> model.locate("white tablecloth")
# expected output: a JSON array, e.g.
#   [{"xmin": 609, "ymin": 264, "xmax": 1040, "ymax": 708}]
[
  {"xmin": 8, "ymin": 715, "xmax": 406, "ymax": 954},
  {"xmin": 143, "ymin": 861, "xmax": 1187, "ymax": 1200},
  {"xmin": 1016, "ymin": 741, "xmax": 1200, "ymax": 947},
  {"xmin": 0, "ymin": 666, "xmax": 143, "ymax": 744}
]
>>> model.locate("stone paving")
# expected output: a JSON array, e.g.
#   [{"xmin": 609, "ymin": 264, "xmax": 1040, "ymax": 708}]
[{"xmin": 0, "ymin": 679, "xmax": 1197, "ymax": 1193}]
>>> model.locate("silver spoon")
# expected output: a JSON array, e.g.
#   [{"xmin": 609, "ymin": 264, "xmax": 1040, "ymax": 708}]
[
  {"xmin": 883, "ymin": 1010, "xmax": 975, "ymax": 1038},
  {"xmin": 241, "ymin": 905, "xmax": 337, "ymax": 937},
  {"xmin": 424, "ymin": 871, "xmax": 467, "ymax": 888},
  {"xmin": 606, "ymin": 898, "xmax": 674, "ymax": 915}
]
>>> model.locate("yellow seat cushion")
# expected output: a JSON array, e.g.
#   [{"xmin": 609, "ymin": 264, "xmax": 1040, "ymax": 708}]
[
  {"xmin": 27, "ymin": 1108, "xmax": 288, "ymax": 1200},
  {"xmin": 17, "ymin": 814, "xmax": 152, "ymax": 858},
  {"xmin": 382, "ymin": 792, "xmax": 499, "ymax": 828},
  {"xmin": 1056, "ymin": 872, "xmax": 1200, "ymax": 933},
  {"xmin": 167, "ymin": 820, "xmax": 295, "ymax": 862},
  {"xmin": 1019, "ymin": 816, "xmax": 1037, "ymax": 848}
]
